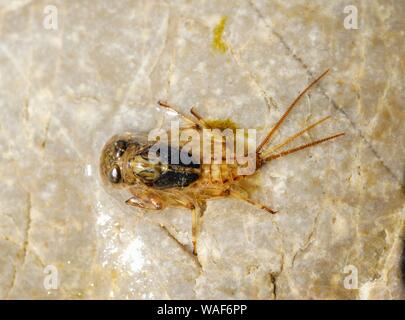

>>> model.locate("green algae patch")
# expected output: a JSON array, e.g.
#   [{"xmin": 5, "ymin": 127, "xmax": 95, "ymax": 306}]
[
  {"xmin": 205, "ymin": 118, "xmax": 238, "ymax": 131},
  {"xmin": 212, "ymin": 16, "xmax": 228, "ymax": 53}
]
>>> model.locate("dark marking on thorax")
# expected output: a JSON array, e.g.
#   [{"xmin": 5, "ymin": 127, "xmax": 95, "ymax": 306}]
[{"xmin": 133, "ymin": 144, "xmax": 201, "ymax": 189}]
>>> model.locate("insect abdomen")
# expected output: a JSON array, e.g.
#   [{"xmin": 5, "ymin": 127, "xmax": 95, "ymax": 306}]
[{"xmin": 201, "ymin": 163, "xmax": 239, "ymax": 185}]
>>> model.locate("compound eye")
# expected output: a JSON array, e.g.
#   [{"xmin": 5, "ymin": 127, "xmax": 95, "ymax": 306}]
[
  {"xmin": 109, "ymin": 165, "xmax": 121, "ymax": 184},
  {"xmin": 114, "ymin": 140, "xmax": 128, "ymax": 158}
]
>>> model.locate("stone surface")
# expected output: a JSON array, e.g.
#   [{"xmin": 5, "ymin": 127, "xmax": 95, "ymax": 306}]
[{"xmin": 0, "ymin": 0, "xmax": 404, "ymax": 299}]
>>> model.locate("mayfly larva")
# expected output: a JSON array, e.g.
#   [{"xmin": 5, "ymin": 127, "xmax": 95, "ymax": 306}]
[{"xmin": 100, "ymin": 69, "xmax": 344, "ymax": 255}]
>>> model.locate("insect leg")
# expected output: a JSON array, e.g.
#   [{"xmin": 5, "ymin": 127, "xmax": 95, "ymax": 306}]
[
  {"xmin": 191, "ymin": 205, "xmax": 201, "ymax": 255},
  {"xmin": 230, "ymin": 186, "xmax": 277, "ymax": 214},
  {"xmin": 156, "ymin": 189, "xmax": 201, "ymax": 255},
  {"xmin": 260, "ymin": 115, "xmax": 331, "ymax": 159},
  {"xmin": 126, "ymin": 187, "xmax": 165, "ymax": 210},
  {"xmin": 256, "ymin": 69, "xmax": 330, "ymax": 154}
]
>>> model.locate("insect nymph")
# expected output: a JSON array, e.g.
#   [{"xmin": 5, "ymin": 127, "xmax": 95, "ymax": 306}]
[{"xmin": 100, "ymin": 70, "xmax": 344, "ymax": 255}]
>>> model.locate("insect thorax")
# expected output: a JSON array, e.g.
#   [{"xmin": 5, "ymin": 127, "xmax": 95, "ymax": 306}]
[{"xmin": 126, "ymin": 145, "xmax": 201, "ymax": 189}]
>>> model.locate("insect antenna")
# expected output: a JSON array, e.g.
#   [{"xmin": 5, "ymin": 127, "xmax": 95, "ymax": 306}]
[
  {"xmin": 256, "ymin": 69, "xmax": 330, "ymax": 154},
  {"xmin": 260, "ymin": 115, "xmax": 331, "ymax": 158},
  {"xmin": 157, "ymin": 100, "xmax": 200, "ymax": 128},
  {"xmin": 260, "ymin": 132, "xmax": 345, "ymax": 163},
  {"xmin": 157, "ymin": 100, "xmax": 209, "ymax": 129},
  {"xmin": 190, "ymin": 107, "xmax": 209, "ymax": 128}
]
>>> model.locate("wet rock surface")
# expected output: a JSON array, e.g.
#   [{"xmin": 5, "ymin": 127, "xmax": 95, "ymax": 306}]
[{"xmin": 0, "ymin": 0, "xmax": 404, "ymax": 299}]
